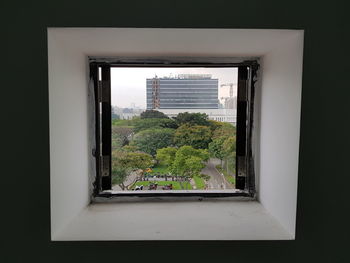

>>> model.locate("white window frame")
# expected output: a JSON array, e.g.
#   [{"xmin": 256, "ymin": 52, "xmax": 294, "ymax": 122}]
[{"xmin": 48, "ymin": 28, "xmax": 304, "ymax": 240}]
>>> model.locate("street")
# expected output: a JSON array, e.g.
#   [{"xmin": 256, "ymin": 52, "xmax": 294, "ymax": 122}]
[{"xmin": 202, "ymin": 158, "xmax": 234, "ymax": 189}]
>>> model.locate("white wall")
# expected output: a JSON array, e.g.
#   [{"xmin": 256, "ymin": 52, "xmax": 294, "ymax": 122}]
[
  {"xmin": 48, "ymin": 34, "xmax": 91, "ymax": 237},
  {"xmin": 48, "ymin": 28, "xmax": 303, "ymax": 240},
  {"xmin": 258, "ymin": 33, "xmax": 304, "ymax": 236}
]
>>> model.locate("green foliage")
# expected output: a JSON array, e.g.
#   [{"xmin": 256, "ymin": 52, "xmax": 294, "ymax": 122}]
[
  {"xmin": 212, "ymin": 123, "xmax": 236, "ymax": 139},
  {"xmin": 121, "ymin": 145, "xmax": 138, "ymax": 152},
  {"xmin": 174, "ymin": 112, "xmax": 210, "ymax": 126},
  {"xmin": 209, "ymin": 124, "xmax": 236, "ymax": 164},
  {"xmin": 174, "ymin": 124, "xmax": 212, "ymax": 149},
  {"xmin": 148, "ymin": 164, "xmax": 169, "ymax": 175},
  {"xmin": 208, "ymin": 119, "xmax": 225, "ymax": 131},
  {"xmin": 156, "ymin": 147, "xmax": 178, "ymax": 166},
  {"xmin": 222, "ymin": 136, "xmax": 236, "ymax": 156},
  {"xmin": 171, "ymin": 146, "xmax": 209, "ymax": 178},
  {"xmin": 112, "ymin": 118, "xmax": 137, "ymax": 127},
  {"xmin": 131, "ymin": 128, "xmax": 175, "ymax": 155},
  {"xmin": 112, "ymin": 150, "xmax": 154, "ymax": 170},
  {"xmin": 111, "ymin": 166, "xmax": 130, "ymax": 189},
  {"xmin": 185, "ymin": 156, "xmax": 205, "ymax": 177},
  {"xmin": 199, "ymin": 173, "xmax": 210, "ymax": 181},
  {"xmin": 193, "ymin": 175, "xmax": 206, "ymax": 189},
  {"xmin": 140, "ymin": 110, "xmax": 169, "ymax": 119},
  {"xmin": 112, "ymin": 134, "xmax": 123, "ymax": 151},
  {"xmin": 216, "ymin": 164, "xmax": 235, "ymax": 186},
  {"xmin": 208, "ymin": 136, "xmax": 227, "ymax": 161},
  {"xmin": 112, "ymin": 126, "xmax": 134, "ymax": 147},
  {"xmin": 225, "ymin": 174, "xmax": 235, "ymax": 185},
  {"xmin": 133, "ymin": 118, "xmax": 178, "ymax": 133}
]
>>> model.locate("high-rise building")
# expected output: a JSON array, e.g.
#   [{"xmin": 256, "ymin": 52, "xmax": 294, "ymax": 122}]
[
  {"xmin": 224, "ymin": 96, "xmax": 237, "ymax": 109},
  {"xmin": 146, "ymin": 74, "xmax": 218, "ymax": 109}
]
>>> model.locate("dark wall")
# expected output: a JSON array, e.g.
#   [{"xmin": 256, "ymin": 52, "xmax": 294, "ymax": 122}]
[{"xmin": 2, "ymin": 0, "xmax": 349, "ymax": 262}]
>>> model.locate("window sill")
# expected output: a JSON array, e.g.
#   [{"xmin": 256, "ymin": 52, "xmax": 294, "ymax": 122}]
[{"xmin": 52, "ymin": 201, "xmax": 292, "ymax": 240}]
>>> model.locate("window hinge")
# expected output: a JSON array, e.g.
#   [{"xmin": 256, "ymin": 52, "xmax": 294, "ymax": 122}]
[{"xmin": 101, "ymin": 155, "xmax": 110, "ymax": 177}]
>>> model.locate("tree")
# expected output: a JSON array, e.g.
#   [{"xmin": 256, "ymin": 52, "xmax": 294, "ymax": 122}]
[
  {"xmin": 222, "ymin": 136, "xmax": 236, "ymax": 175},
  {"xmin": 174, "ymin": 112, "xmax": 210, "ymax": 126},
  {"xmin": 173, "ymin": 124, "xmax": 212, "ymax": 149},
  {"xmin": 121, "ymin": 145, "xmax": 138, "ymax": 152},
  {"xmin": 133, "ymin": 118, "xmax": 178, "ymax": 133},
  {"xmin": 185, "ymin": 156, "xmax": 205, "ymax": 177},
  {"xmin": 111, "ymin": 166, "xmax": 130, "ymax": 190},
  {"xmin": 112, "ymin": 126, "xmax": 134, "ymax": 147},
  {"xmin": 112, "ymin": 150, "xmax": 154, "ymax": 189},
  {"xmin": 112, "ymin": 118, "xmax": 137, "ymax": 127},
  {"xmin": 222, "ymin": 136, "xmax": 236, "ymax": 156},
  {"xmin": 208, "ymin": 136, "xmax": 227, "ymax": 166},
  {"xmin": 131, "ymin": 128, "xmax": 175, "ymax": 155},
  {"xmin": 156, "ymin": 147, "xmax": 177, "ymax": 166},
  {"xmin": 112, "ymin": 133, "xmax": 123, "ymax": 151},
  {"xmin": 140, "ymin": 110, "xmax": 169, "ymax": 119},
  {"xmin": 208, "ymin": 119, "xmax": 225, "ymax": 131},
  {"xmin": 171, "ymin": 146, "xmax": 209, "ymax": 179},
  {"xmin": 113, "ymin": 150, "xmax": 154, "ymax": 170},
  {"xmin": 212, "ymin": 123, "xmax": 236, "ymax": 139}
]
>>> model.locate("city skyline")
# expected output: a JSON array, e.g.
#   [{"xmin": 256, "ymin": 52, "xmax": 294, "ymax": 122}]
[{"xmin": 111, "ymin": 67, "xmax": 238, "ymax": 108}]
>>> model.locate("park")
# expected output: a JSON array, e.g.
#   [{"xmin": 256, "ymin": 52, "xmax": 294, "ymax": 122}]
[{"xmin": 111, "ymin": 110, "xmax": 236, "ymax": 191}]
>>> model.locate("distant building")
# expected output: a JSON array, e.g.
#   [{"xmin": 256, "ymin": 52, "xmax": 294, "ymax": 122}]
[
  {"xmin": 112, "ymin": 106, "xmax": 143, "ymax": 120},
  {"xmin": 157, "ymin": 108, "xmax": 237, "ymax": 125},
  {"xmin": 224, "ymin": 96, "xmax": 237, "ymax": 109},
  {"xmin": 146, "ymin": 74, "xmax": 219, "ymax": 109}
]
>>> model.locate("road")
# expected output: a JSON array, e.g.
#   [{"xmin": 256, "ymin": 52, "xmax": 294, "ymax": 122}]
[
  {"xmin": 202, "ymin": 158, "xmax": 234, "ymax": 190},
  {"xmin": 112, "ymin": 170, "xmax": 141, "ymax": 191}
]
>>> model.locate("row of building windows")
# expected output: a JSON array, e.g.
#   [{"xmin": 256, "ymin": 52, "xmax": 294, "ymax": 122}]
[
  {"xmin": 147, "ymin": 104, "xmax": 218, "ymax": 109},
  {"xmin": 209, "ymin": 116, "xmax": 236, "ymax": 122},
  {"xmin": 146, "ymin": 91, "xmax": 218, "ymax": 95},
  {"xmin": 146, "ymin": 80, "xmax": 218, "ymax": 84}
]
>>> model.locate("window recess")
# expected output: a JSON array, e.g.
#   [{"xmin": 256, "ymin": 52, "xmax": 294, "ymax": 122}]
[{"xmin": 89, "ymin": 57, "xmax": 259, "ymax": 201}]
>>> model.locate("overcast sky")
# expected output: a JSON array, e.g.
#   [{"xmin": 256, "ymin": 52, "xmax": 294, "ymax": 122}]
[{"xmin": 111, "ymin": 67, "xmax": 238, "ymax": 108}]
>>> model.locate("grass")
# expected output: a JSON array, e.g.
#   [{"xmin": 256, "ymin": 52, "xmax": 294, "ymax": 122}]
[
  {"xmin": 130, "ymin": 180, "xmax": 192, "ymax": 190},
  {"xmin": 148, "ymin": 164, "xmax": 169, "ymax": 175},
  {"xmin": 193, "ymin": 175, "xmax": 206, "ymax": 189},
  {"xmin": 225, "ymin": 175, "xmax": 235, "ymax": 185},
  {"xmin": 216, "ymin": 165, "xmax": 235, "ymax": 186}
]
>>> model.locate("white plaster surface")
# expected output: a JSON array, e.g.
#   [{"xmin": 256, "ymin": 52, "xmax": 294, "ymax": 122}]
[
  {"xmin": 258, "ymin": 34, "xmax": 304, "ymax": 237},
  {"xmin": 48, "ymin": 28, "xmax": 303, "ymax": 240},
  {"xmin": 54, "ymin": 201, "xmax": 291, "ymax": 240}
]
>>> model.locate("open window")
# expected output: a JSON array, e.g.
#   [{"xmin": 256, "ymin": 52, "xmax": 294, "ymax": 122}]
[
  {"xmin": 49, "ymin": 28, "xmax": 303, "ymax": 240},
  {"xmin": 89, "ymin": 57, "xmax": 259, "ymax": 200}
]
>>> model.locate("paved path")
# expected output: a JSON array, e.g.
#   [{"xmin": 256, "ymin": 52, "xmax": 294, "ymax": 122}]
[
  {"xmin": 202, "ymin": 158, "xmax": 234, "ymax": 190},
  {"xmin": 112, "ymin": 170, "xmax": 141, "ymax": 191}
]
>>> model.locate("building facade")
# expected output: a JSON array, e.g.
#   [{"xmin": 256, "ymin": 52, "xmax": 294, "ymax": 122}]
[
  {"xmin": 146, "ymin": 74, "xmax": 219, "ymax": 109},
  {"xmin": 157, "ymin": 108, "xmax": 237, "ymax": 125}
]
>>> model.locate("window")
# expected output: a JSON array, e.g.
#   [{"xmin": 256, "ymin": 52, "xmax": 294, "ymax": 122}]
[
  {"xmin": 48, "ymin": 28, "xmax": 303, "ymax": 240},
  {"xmin": 89, "ymin": 57, "xmax": 259, "ymax": 200}
]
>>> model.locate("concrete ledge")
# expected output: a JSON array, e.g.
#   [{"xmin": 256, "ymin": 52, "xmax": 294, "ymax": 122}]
[{"xmin": 53, "ymin": 201, "xmax": 292, "ymax": 240}]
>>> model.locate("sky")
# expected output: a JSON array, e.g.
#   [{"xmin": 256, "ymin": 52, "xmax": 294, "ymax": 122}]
[{"xmin": 111, "ymin": 67, "xmax": 238, "ymax": 108}]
